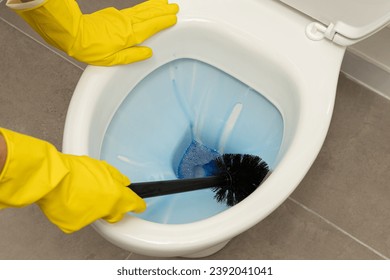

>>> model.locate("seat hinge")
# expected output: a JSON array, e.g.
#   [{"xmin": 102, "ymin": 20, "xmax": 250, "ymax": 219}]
[{"xmin": 305, "ymin": 22, "xmax": 336, "ymax": 42}]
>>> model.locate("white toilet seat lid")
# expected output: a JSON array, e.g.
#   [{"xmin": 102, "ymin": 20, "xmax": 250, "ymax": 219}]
[{"xmin": 280, "ymin": 0, "xmax": 390, "ymax": 45}]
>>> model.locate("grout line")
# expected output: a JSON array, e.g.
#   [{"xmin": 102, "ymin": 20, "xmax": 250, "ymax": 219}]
[
  {"xmin": 0, "ymin": 17, "xmax": 85, "ymax": 71},
  {"xmin": 124, "ymin": 252, "xmax": 134, "ymax": 260},
  {"xmin": 288, "ymin": 197, "xmax": 389, "ymax": 260}
]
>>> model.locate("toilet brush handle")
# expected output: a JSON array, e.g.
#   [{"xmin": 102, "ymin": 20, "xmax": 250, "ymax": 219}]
[{"xmin": 129, "ymin": 174, "xmax": 231, "ymax": 198}]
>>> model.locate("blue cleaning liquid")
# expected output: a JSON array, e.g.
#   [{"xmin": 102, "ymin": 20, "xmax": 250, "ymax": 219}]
[{"xmin": 100, "ymin": 58, "xmax": 284, "ymax": 224}]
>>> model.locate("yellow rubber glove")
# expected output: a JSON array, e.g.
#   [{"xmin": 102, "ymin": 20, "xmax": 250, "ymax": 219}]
[
  {"xmin": 12, "ymin": 0, "xmax": 179, "ymax": 66},
  {"xmin": 0, "ymin": 128, "xmax": 145, "ymax": 233}
]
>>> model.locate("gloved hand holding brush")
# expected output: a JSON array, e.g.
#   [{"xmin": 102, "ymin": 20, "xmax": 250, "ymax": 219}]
[
  {"xmin": 6, "ymin": 0, "xmax": 179, "ymax": 66},
  {"xmin": 0, "ymin": 128, "xmax": 146, "ymax": 233}
]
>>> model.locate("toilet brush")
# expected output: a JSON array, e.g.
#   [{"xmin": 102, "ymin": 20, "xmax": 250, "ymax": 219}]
[{"xmin": 129, "ymin": 154, "xmax": 270, "ymax": 206}]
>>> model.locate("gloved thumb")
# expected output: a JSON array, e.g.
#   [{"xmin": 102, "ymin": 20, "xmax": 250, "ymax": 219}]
[{"xmin": 103, "ymin": 187, "xmax": 146, "ymax": 223}]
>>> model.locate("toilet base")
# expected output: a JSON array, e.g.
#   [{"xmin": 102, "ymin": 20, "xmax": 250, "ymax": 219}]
[{"xmin": 182, "ymin": 240, "xmax": 230, "ymax": 258}]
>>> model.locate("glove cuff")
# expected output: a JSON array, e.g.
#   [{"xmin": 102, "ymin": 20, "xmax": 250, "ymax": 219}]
[
  {"xmin": 0, "ymin": 128, "xmax": 69, "ymax": 208},
  {"xmin": 12, "ymin": 0, "xmax": 82, "ymax": 53},
  {"xmin": 0, "ymin": 130, "xmax": 10, "ymax": 185},
  {"xmin": 6, "ymin": 0, "xmax": 47, "ymax": 11}
]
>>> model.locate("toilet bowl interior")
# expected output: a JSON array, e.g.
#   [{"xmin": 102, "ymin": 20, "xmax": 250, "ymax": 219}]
[
  {"xmin": 100, "ymin": 58, "xmax": 284, "ymax": 224},
  {"xmin": 62, "ymin": 1, "xmax": 347, "ymax": 257}
]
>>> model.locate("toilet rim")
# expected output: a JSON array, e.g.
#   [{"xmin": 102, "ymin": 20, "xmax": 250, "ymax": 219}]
[{"xmin": 63, "ymin": 0, "xmax": 346, "ymax": 254}]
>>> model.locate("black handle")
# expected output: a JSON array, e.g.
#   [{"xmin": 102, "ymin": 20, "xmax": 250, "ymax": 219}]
[{"xmin": 129, "ymin": 173, "xmax": 231, "ymax": 198}]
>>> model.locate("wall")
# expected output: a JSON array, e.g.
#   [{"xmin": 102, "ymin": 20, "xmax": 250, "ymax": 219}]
[{"xmin": 341, "ymin": 25, "xmax": 390, "ymax": 100}]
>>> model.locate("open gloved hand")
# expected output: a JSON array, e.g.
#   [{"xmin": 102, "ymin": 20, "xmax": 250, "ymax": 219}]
[
  {"xmin": 0, "ymin": 128, "xmax": 145, "ymax": 233},
  {"xmin": 9, "ymin": 0, "xmax": 179, "ymax": 66}
]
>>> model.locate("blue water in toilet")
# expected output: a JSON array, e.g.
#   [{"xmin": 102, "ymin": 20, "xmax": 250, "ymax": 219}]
[{"xmin": 100, "ymin": 58, "xmax": 284, "ymax": 224}]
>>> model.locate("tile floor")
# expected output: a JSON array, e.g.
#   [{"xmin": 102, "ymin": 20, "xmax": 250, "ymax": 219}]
[{"xmin": 1, "ymin": 1, "xmax": 389, "ymax": 260}]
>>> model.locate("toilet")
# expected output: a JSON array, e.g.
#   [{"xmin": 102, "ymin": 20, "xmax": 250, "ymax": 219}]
[{"xmin": 62, "ymin": 0, "xmax": 390, "ymax": 257}]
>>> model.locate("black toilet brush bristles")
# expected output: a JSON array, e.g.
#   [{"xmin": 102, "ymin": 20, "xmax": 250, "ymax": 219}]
[
  {"xmin": 212, "ymin": 154, "xmax": 270, "ymax": 206},
  {"xmin": 129, "ymin": 154, "xmax": 270, "ymax": 207}
]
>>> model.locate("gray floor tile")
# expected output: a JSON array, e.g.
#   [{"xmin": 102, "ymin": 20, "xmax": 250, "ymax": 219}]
[
  {"xmin": 0, "ymin": 17, "xmax": 130, "ymax": 260},
  {"xmin": 291, "ymin": 75, "xmax": 390, "ymax": 259},
  {"xmin": 0, "ymin": 19, "xmax": 79, "ymax": 147},
  {"xmin": 0, "ymin": 205, "xmax": 129, "ymax": 260},
  {"xmin": 129, "ymin": 199, "xmax": 382, "ymax": 260}
]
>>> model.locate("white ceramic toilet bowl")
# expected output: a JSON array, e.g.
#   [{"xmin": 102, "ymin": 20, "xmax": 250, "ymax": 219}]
[{"xmin": 63, "ymin": 0, "xmax": 346, "ymax": 257}]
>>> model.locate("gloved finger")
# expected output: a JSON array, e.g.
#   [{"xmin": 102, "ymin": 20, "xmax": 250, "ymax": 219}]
[
  {"xmin": 101, "ymin": 161, "xmax": 147, "ymax": 214},
  {"xmin": 92, "ymin": 46, "xmax": 153, "ymax": 66},
  {"xmin": 123, "ymin": 0, "xmax": 175, "ymax": 13},
  {"xmin": 103, "ymin": 213, "xmax": 126, "ymax": 224},
  {"xmin": 103, "ymin": 187, "xmax": 147, "ymax": 223},
  {"xmin": 133, "ymin": 15, "xmax": 177, "ymax": 44},
  {"xmin": 125, "ymin": 0, "xmax": 171, "ymax": 13},
  {"xmin": 122, "ymin": 2, "xmax": 179, "ymax": 24}
]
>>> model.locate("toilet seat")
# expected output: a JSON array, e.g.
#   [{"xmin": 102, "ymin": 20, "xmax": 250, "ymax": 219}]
[
  {"xmin": 281, "ymin": 0, "xmax": 390, "ymax": 45},
  {"xmin": 63, "ymin": 0, "xmax": 390, "ymax": 258}
]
